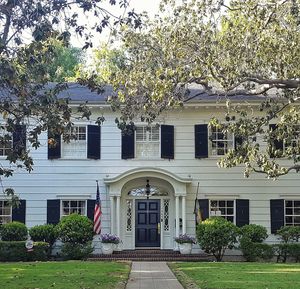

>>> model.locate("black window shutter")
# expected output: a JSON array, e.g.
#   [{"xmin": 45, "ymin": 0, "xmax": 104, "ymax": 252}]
[
  {"xmin": 195, "ymin": 124, "xmax": 208, "ymax": 158},
  {"xmin": 161, "ymin": 125, "xmax": 174, "ymax": 159},
  {"xmin": 235, "ymin": 135, "xmax": 244, "ymax": 150},
  {"xmin": 121, "ymin": 129, "xmax": 135, "ymax": 159},
  {"xmin": 48, "ymin": 132, "xmax": 61, "ymax": 159},
  {"xmin": 12, "ymin": 200, "xmax": 26, "ymax": 224},
  {"xmin": 13, "ymin": 125, "xmax": 26, "ymax": 154},
  {"xmin": 198, "ymin": 199, "xmax": 209, "ymax": 221},
  {"xmin": 87, "ymin": 125, "xmax": 101, "ymax": 159},
  {"xmin": 236, "ymin": 199, "xmax": 249, "ymax": 227},
  {"xmin": 47, "ymin": 200, "xmax": 61, "ymax": 224},
  {"xmin": 270, "ymin": 199, "xmax": 284, "ymax": 234},
  {"xmin": 269, "ymin": 124, "xmax": 284, "ymax": 158},
  {"xmin": 87, "ymin": 200, "xmax": 96, "ymax": 222}
]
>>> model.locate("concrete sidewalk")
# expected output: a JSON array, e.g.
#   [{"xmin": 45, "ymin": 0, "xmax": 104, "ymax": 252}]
[{"xmin": 125, "ymin": 262, "xmax": 184, "ymax": 289}]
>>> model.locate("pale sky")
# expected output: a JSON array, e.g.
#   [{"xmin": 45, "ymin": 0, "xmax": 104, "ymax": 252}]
[{"xmin": 71, "ymin": 0, "xmax": 163, "ymax": 48}]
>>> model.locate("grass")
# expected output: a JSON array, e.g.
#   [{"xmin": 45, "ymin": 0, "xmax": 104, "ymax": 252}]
[
  {"xmin": 169, "ymin": 262, "xmax": 300, "ymax": 289},
  {"xmin": 0, "ymin": 261, "xmax": 130, "ymax": 289}
]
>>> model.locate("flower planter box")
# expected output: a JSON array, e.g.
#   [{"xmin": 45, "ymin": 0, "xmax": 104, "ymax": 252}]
[
  {"xmin": 101, "ymin": 243, "xmax": 114, "ymax": 255},
  {"xmin": 179, "ymin": 243, "xmax": 192, "ymax": 254}
]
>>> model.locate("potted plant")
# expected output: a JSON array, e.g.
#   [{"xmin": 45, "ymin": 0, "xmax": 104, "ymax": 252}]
[
  {"xmin": 100, "ymin": 233, "xmax": 121, "ymax": 255},
  {"xmin": 175, "ymin": 234, "xmax": 196, "ymax": 254}
]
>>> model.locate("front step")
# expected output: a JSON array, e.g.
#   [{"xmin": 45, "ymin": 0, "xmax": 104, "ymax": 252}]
[{"xmin": 88, "ymin": 249, "xmax": 212, "ymax": 262}]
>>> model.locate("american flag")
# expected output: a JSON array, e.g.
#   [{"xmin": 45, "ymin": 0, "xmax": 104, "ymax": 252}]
[{"xmin": 93, "ymin": 181, "xmax": 102, "ymax": 234}]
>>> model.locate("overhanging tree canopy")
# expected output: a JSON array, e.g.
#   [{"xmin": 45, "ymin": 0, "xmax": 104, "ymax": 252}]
[
  {"xmin": 0, "ymin": 0, "xmax": 142, "ymax": 201},
  {"xmin": 88, "ymin": 0, "xmax": 300, "ymax": 178}
]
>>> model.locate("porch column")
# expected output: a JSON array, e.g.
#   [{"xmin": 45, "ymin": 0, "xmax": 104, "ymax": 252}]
[
  {"xmin": 175, "ymin": 196, "xmax": 180, "ymax": 237},
  {"xmin": 182, "ymin": 196, "xmax": 186, "ymax": 234},
  {"xmin": 110, "ymin": 197, "xmax": 115, "ymax": 234},
  {"xmin": 116, "ymin": 196, "xmax": 121, "ymax": 237}
]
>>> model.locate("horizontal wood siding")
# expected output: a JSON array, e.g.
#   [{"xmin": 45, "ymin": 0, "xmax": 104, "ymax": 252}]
[{"xmin": 1, "ymin": 107, "xmax": 299, "ymax": 239}]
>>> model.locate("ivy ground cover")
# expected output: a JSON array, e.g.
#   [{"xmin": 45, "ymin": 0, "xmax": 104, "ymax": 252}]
[
  {"xmin": 0, "ymin": 261, "xmax": 130, "ymax": 289},
  {"xmin": 169, "ymin": 262, "xmax": 300, "ymax": 289}
]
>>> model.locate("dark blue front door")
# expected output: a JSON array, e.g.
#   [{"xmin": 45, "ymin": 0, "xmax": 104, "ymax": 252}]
[{"xmin": 135, "ymin": 199, "xmax": 160, "ymax": 247}]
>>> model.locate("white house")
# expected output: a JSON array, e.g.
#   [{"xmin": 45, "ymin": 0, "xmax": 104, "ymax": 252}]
[{"xmin": 0, "ymin": 83, "xmax": 299, "ymax": 251}]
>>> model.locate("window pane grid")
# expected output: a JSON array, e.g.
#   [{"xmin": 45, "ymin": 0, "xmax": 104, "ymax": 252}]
[
  {"xmin": 62, "ymin": 126, "xmax": 87, "ymax": 158},
  {"xmin": 0, "ymin": 201, "xmax": 12, "ymax": 224},
  {"xmin": 210, "ymin": 126, "xmax": 234, "ymax": 156},
  {"xmin": 285, "ymin": 200, "xmax": 300, "ymax": 226},
  {"xmin": 136, "ymin": 126, "xmax": 160, "ymax": 158},
  {"xmin": 62, "ymin": 200, "xmax": 86, "ymax": 217},
  {"xmin": 0, "ymin": 128, "xmax": 12, "ymax": 156},
  {"xmin": 210, "ymin": 200, "xmax": 235, "ymax": 223}
]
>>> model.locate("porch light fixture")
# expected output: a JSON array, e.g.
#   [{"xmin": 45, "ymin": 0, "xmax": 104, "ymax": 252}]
[{"xmin": 146, "ymin": 179, "xmax": 150, "ymax": 199}]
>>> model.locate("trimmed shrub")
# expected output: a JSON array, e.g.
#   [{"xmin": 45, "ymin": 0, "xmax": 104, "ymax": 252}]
[
  {"xmin": 29, "ymin": 224, "xmax": 57, "ymax": 257},
  {"xmin": 276, "ymin": 226, "xmax": 300, "ymax": 243},
  {"xmin": 240, "ymin": 238, "xmax": 274, "ymax": 261},
  {"xmin": 288, "ymin": 243, "xmax": 300, "ymax": 262},
  {"xmin": 196, "ymin": 217, "xmax": 239, "ymax": 261},
  {"xmin": 0, "ymin": 241, "xmax": 49, "ymax": 261},
  {"xmin": 274, "ymin": 243, "xmax": 300, "ymax": 263},
  {"xmin": 0, "ymin": 222, "xmax": 27, "ymax": 241},
  {"xmin": 29, "ymin": 224, "xmax": 57, "ymax": 246},
  {"xmin": 240, "ymin": 224, "xmax": 268, "ymax": 243},
  {"xmin": 61, "ymin": 242, "xmax": 93, "ymax": 260},
  {"xmin": 275, "ymin": 226, "xmax": 300, "ymax": 263},
  {"xmin": 56, "ymin": 214, "xmax": 94, "ymax": 244},
  {"xmin": 239, "ymin": 224, "xmax": 269, "ymax": 261}
]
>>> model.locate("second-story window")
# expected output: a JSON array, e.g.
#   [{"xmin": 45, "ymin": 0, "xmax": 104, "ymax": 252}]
[
  {"xmin": 0, "ymin": 128, "xmax": 12, "ymax": 156},
  {"xmin": 61, "ymin": 126, "xmax": 87, "ymax": 159},
  {"xmin": 210, "ymin": 126, "xmax": 234, "ymax": 156},
  {"xmin": 135, "ymin": 126, "xmax": 160, "ymax": 159}
]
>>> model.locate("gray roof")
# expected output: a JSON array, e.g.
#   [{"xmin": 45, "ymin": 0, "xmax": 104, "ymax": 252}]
[
  {"xmin": 0, "ymin": 82, "xmax": 267, "ymax": 104},
  {"xmin": 53, "ymin": 83, "xmax": 114, "ymax": 102}
]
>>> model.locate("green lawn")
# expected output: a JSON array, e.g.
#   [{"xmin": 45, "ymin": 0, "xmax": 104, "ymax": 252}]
[
  {"xmin": 169, "ymin": 262, "xmax": 300, "ymax": 289},
  {"xmin": 0, "ymin": 261, "xmax": 130, "ymax": 289}
]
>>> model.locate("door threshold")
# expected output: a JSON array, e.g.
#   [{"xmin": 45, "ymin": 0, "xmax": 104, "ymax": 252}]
[{"xmin": 135, "ymin": 247, "xmax": 161, "ymax": 250}]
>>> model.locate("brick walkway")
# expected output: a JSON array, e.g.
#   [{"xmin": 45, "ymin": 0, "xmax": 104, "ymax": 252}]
[{"xmin": 125, "ymin": 262, "xmax": 184, "ymax": 289}]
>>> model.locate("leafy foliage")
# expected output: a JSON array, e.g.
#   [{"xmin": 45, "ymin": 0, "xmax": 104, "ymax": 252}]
[
  {"xmin": 0, "ymin": 241, "xmax": 48, "ymax": 261},
  {"xmin": 0, "ymin": 221, "xmax": 27, "ymax": 241},
  {"xmin": 56, "ymin": 214, "xmax": 93, "ymax": 244},
  {"xmin": 274, "ymin": 226, "xmax": 300, "ymax": 262},
  {"xmin": 240, "ymin": 224, "xmax": 268, "ymax": 243},
  {"xmin": 29, "ymin": 224, "xmax": 57, "ymax": 249},
  {"xmin": 196, "ymin": 217, "xmax": 239, "ymax": 261},
  {"xmin": 61, "ymin": 242, "xmax": 93, "ymax": 260},
  {"xmin": 0, "ymin": 0, "xmax": 143, "ymax": 201},
  {"xmin": 47, "ymin": 42, "xmax": 83, "ymax": 82},
  {"xmin": 86, "ymin": 0, "xmax": 300, "ymax": 178},
  {"xmin": 239, "ymin": 224, "xmax": 270, "ymax": 261}
]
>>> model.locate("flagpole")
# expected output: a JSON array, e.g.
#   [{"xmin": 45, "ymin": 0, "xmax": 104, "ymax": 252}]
[{"xmin": 194, "ymin": 182, "xmax": 200, "ymax": 225}]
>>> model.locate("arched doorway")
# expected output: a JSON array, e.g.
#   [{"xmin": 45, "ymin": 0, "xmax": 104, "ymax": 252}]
[{"xmin": 104, "ymin": 167, "xmax": 191, "ymax": 250}]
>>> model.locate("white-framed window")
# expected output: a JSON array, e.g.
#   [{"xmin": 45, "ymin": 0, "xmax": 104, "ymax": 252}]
[
  {"xmin": 209, "ymin": 126, "xmax": 234, "ymax": 156},
  {"xmin": 0, "ymin": 200, "xmax": 12, "ymax": 224},
  {"xmin": 135, "ymin": 126, "xmax": 160, "ymax": 159},
  {"xmin": 0, "ymin": 127, "xmax": 12, "ymax": 156},
  {"xmin": 61, "ymin": 126, "xmax": 87, "ymax": 159},
  {"xmin": 61, "ymin": 200, "xmax": 86, "ymax": 217},
  {"xmin": 209, "ymin": 200, "xmax": 235, "ymax": 223},
  {"xmin": 285, "ymin": 200, "xmax": 300, "ymax": 226}
]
